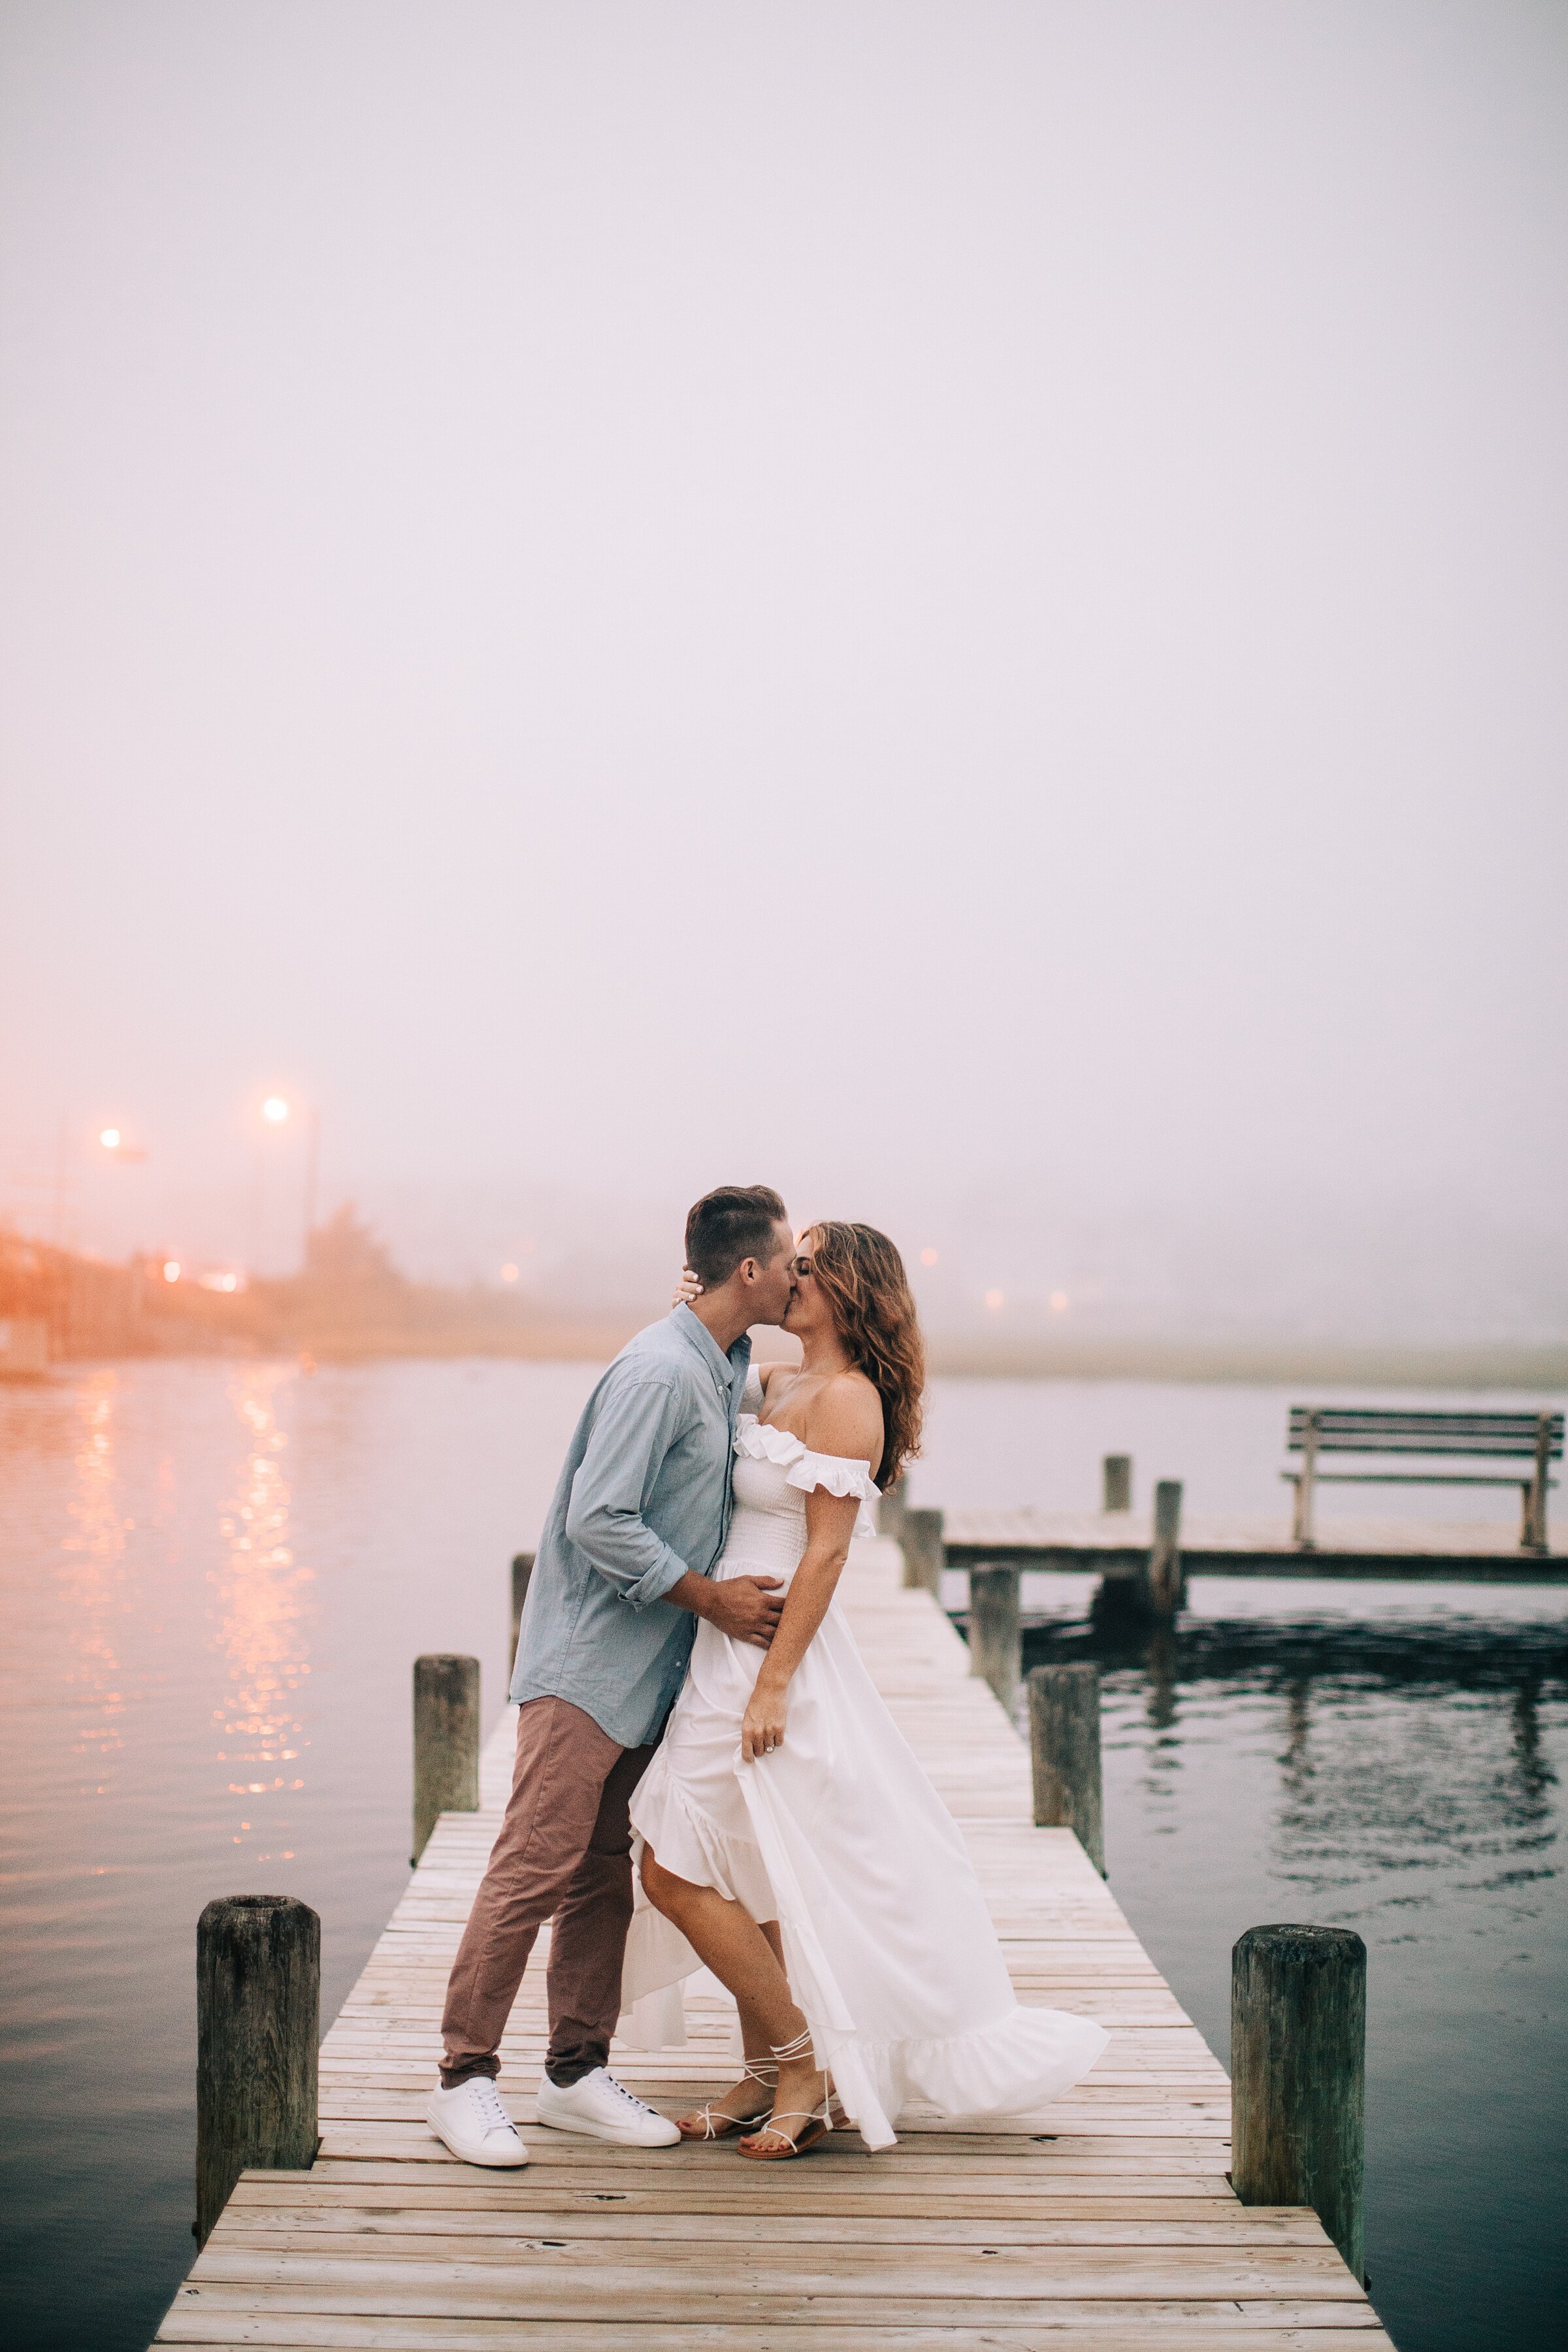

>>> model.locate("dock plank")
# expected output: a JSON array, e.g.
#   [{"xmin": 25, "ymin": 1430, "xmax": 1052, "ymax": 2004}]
[{"xmin": 153, "ymin": 1535, "xmax": 1395, "ymax": 2349}]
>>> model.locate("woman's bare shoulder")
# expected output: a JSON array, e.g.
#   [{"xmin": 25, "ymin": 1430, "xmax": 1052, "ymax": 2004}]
[{"xmin": 805, "ymin": 1369, "xmax": 883, "ymax": 1461}]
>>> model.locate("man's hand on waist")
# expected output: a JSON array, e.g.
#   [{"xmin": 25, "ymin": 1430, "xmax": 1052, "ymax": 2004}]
[{"xmin": 664, "ymin": 1569, "xmax": 785, "ymax": 1650}]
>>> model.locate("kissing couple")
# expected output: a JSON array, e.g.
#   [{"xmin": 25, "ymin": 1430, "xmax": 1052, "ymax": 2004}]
[{"xmin": 427, "ymin": 1185, "xmax": 1106, "ymax": 2165}]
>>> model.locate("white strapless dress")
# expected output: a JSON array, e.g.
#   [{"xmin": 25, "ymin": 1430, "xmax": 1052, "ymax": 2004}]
[{"xmin": 624, "ymin": 1401, "xmax": 1109, "ymax": 2150}]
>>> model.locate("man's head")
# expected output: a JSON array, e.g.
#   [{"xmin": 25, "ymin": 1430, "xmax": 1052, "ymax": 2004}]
[{"xmin": 684, "ymin": 1184, "xmax": 794, "ymax": 1331}]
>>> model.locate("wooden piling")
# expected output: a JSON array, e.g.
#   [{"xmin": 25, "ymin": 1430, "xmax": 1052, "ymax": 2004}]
[
  {"xmin": 1232, "ymin": 1922, "xmax": 1367, "ymax": 2284},
  {"xmin": 1148, "ymin": 1478, "xmax": 1184, "ymax": 1615},
  {"xmin": 898, "ymin": 1505, "xmax": 945, "ymax": 1597},
  {"xmin": 413, "ymin": 1653, "xmax": 480, "ymax": 1865},
  {"xmin": 196, "ymin": 1895, "xmax": 318, "ymax": 2247},
  {"xmin": 1102, "ymin": 1454, "xmax": 1133, "ymax": 1512},
  {"xmin": 510, "ymin": 1552, "xmax": 536, "ymax": 1671},
  {"xmin": 1027, "ymin": 1661, "xmax": 1105, "ymax": 1874},
  {"xmin": 967, "ymin": 1563, "xmax": 1021, "ymax": 1713}
]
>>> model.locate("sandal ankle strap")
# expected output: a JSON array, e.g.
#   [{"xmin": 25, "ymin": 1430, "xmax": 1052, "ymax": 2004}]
[{"xmin": 769, "ymin": 2025, "xmax": 814, "ymax": 2064}]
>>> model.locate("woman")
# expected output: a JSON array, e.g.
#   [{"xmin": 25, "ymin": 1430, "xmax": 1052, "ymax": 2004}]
[{"xmin": 625, "ymin": 1222, "xmax": 1107, "ymax": 2159}]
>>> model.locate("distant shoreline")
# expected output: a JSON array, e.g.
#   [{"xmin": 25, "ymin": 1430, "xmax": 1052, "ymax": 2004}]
[
  {"xmin": 5, "ymin": 1329, "xmax": 1563, "ymax": 1392},
  {"xmin": 4, "ymin": 1226, "xmax": 1563, "ymax": 1390},
  {"xmin": 922, "ymin": 1335, "xmax": 1568, "ymax": 1389}
]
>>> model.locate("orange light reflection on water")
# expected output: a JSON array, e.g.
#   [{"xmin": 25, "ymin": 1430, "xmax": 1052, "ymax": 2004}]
[
  {"xmin": 212, "ymin": 1367, "xmax": 313, "ymax": 1861},
  {"xmin": 59, "ymin": 1370, "xmax": 128, "ymax": 1776}
]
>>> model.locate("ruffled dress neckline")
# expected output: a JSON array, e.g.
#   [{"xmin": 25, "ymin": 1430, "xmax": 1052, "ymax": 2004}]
[{"xmin": 733, "ymin": 1413, "xmax": 880, "ymax": 1537}]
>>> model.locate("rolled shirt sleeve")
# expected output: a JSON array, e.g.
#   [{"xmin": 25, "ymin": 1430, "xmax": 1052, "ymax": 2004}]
[{"xmin": 563, "ymin": 1372, "xmax": 695, "ymax": 1610}]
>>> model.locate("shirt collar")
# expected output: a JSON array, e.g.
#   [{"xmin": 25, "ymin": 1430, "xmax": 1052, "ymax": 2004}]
[{"xmin": 670, "ymin": 1303, "xmax": 752, "ymax": 1389}]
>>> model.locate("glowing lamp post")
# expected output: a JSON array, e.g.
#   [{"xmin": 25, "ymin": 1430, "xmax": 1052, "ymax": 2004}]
[{"xmin": 253, "ymin": 1095, "xmax": 320, "ymax": 1273}]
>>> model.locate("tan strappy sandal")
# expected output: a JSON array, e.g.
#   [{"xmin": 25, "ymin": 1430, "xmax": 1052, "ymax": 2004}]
[
  {"xmin": 676, "ymin": 2055, "xmax": 777, "ymax": 2142},
  {"xmin": 736, "ymin": 2029, "xmax": 840, "ymax": 2162},
  {"xmin": 736, "ymin": 2091, "xmax": 841, "ymax": 2161}
]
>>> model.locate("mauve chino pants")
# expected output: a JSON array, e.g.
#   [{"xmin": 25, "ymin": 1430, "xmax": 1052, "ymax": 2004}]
[{"xmin": 439, "ymin": 1693, "xmax": 657, "ymax": 2089}]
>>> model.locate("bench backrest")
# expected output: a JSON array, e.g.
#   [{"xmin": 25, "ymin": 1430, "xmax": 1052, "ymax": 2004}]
[{"xmin": 1287, "ymin": 1407, "xmax": 1564, "ymax": 1460}]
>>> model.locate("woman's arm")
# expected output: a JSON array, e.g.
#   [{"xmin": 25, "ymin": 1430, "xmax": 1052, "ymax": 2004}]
[
  {"xmin": 740, "ymin": 1380, "xmax": 883, "ymax": 1763},
  {"xmin": 740, "ymin": 1484, "xmax": 858, "ymax": 1759}
]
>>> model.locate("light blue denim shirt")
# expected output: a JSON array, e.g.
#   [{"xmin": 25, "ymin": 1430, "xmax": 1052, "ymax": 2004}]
[{"xmin": 509, "ymin": 1307, "xmax": 753, "ymax": 1748}]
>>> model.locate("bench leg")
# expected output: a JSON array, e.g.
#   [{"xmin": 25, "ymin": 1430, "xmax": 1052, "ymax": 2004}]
[
  {"xmin": 1522, "ymin": 1415, "xmax": 1552, "ymax": 1553},
  {"xmin": 1291, "ymin": 1424, "xmax": 1318, "ymax": 1549}
]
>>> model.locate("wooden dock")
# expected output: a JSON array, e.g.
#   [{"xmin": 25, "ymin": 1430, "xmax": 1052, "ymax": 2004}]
[
  {"xmin": 941, "ymin": 1507, "xmax": 1567, "ymax": 1582},
  {"xmin": 155, "ymin": 1535, "xmax": 1394, "ymax": 2350}
]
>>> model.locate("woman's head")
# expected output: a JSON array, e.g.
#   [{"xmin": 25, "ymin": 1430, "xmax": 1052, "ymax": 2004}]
[{"xmin": 786, "ymin": 1221, "xmax": 924, "ymax": 1489}]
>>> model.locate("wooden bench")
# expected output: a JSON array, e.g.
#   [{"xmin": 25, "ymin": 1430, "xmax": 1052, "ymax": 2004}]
[{"xmin": 1285, "ymin": 1405, "xmax": 1563, "ymax": 1553}]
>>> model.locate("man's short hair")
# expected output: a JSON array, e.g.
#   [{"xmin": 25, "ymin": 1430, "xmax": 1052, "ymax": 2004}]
[{"xmin": 685, "ymin": 1185, "xmax": 789, "ymax": 1288}]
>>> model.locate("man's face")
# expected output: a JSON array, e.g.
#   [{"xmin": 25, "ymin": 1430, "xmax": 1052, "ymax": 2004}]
[{"xmin": 749, "ymin": 1217, "xmax": 798, "ymax": 1326}]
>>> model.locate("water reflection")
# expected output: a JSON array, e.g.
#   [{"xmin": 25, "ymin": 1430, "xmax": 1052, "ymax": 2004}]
[
  {"xmin": 210, "ymin": 1367, "xmax": 312, "ymax": 1862},
  {"xmin": 59, "ymin": 1370, "xmax": 127, "ymax": 1778},
  {"xmin": 1017, "ymin": 1603, "xmax": 1565, "ymax": 1917},
  {"xmin": 1025, "ymin": 1607, "xmax": 1568, "ymax": 1695}
]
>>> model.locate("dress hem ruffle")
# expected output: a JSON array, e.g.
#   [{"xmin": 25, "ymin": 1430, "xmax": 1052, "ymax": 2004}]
[{"xmin": 817, "ymin": 2002, "xmax": 1110, "ymax": 2150}]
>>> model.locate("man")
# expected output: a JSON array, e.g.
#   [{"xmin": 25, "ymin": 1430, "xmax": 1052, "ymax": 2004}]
[{"xmin": 426, "ymin": 1184, "xmax": 796, "ymax": 2166}]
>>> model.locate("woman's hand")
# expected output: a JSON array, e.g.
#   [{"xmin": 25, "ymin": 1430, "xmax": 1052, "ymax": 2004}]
[
  {"xmin": 671, "ymin": 1266, "xmax": 703, "ymax": 1308},
  {"xmin": 742, "ymin": 1674, "xmax": 789, "ymax": 1763}
]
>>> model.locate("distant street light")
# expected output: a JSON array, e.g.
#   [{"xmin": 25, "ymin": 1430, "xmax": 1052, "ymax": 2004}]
[
  {"xmin": 253, "ymin": 1092, "xmax": 320, "ymax": 1272},
  {"xmin": 100, "ymin": 1128, "xmax": 122, "ymax": 1151},
  {"xmin": 163, "ymin": 1260, "xmax": 181, "ymax": 1283}
]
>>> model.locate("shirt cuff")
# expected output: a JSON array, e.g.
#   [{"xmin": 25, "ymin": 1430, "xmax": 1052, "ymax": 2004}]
[{"xmin": 622, "ymin": 1543, "xmax": 691, "ymax": 1612}]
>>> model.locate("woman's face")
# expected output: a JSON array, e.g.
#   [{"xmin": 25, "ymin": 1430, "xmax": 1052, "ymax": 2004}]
[{"xmin": 781, "ymin": 1233, "xmax": 832, "ymax": 1338}]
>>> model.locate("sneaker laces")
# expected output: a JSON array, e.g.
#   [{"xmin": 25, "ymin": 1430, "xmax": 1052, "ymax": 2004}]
[
  {"xmin": 468, "ymin": 2078, "xmax": 514, "ymax": 2136},
  {"xmin": 602, "ymin": 2072, "xmax": 656, "ymax": 2115}
]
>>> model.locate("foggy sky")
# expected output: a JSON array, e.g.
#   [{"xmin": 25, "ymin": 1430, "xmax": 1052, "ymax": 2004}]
[{"xmin": 2, "ymin": 3, "xmax": 1565, "ymax": 1339}]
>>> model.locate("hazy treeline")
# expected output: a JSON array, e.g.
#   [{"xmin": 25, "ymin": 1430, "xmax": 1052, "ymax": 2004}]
[{"xmin": 3, "ymin": 1207, "xmax": 1563, "ymax": 1387}]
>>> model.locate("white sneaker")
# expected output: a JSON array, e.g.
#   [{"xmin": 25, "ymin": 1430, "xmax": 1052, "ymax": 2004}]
[
  {"xmin": 534, "ymin": 2066, "xmax": 681, "ymax": 2147},
  {"xmin": 425, "ymin": 2076, "xmax": 529, "ymax": 2166}
]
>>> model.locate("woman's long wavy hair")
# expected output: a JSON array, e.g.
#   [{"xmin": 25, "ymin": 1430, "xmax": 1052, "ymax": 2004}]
[{"xmin": 806, "ymin": 1221, "xmax": 924, "ymax": 1491}]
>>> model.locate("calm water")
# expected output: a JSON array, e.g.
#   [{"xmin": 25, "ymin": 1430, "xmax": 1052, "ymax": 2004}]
[{"xmin": 1, "ymin": 1359, "xmax": 1564, "ymax": 2351}]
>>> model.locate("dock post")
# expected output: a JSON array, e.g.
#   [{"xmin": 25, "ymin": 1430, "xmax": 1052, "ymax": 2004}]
[
  {"xmin": 1232, "ymin": 1923, "xmax": 1366, "ymax": 2285},
  {"xmin": 1102, "ymin": 1454, "xmax": 1132, "ymax": 1512},
  {"xmin": 899, "ymin": 1507, "xmax": 946, "ymax": 1597},
  {"xmin": 968, "ymin": 1564, "xmax": 1021, "ymax": 1714},
  {"xmin": 413, "ymin": 1654, "xmax": 480, "ymax": 1865},
  {"xmin": 510, "ymin": 1552, "xmax": 536, "ymax": 1671},
  {"xmin": 1147, "ymin": 1479, "xmax": 1184, "ymax": 1616},
  {"xmin": 196, "ymin": 1895, "xmax": 319, "ymax": 2247},
  {"xmin": 1027, "ymin": 1662, "xmax": 1104, "ymax": 1875}
]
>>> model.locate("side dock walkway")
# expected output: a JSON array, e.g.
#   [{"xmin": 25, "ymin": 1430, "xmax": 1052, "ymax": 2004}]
[{"xmin": 155, "ymin": 1537, "xmax": 1394, "ymax": 2349}]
